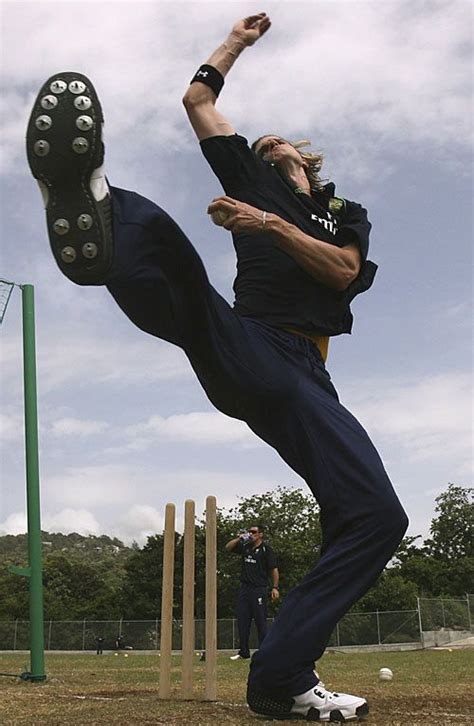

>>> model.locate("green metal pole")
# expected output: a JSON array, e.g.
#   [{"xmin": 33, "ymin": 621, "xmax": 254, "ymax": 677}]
[{"xmin": 21, "ymin": 284, "xmax": 46, "ymax": 682}]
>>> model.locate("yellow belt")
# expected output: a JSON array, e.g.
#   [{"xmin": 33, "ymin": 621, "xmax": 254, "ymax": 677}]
[{"xmin": 283, "ymin": 328, "xmax": 329, "ymax": 363}]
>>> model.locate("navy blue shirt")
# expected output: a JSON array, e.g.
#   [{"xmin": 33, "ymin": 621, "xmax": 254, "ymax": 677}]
[
  {"xmin": 200, "ymin": 134, "xmax": 377, "ymax": 336},
  {"xmin": 234, "ymin": 540, "xmax": 278, "ymax": 587}
]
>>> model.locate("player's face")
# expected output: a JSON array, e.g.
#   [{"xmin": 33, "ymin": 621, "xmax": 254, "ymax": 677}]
[
  {"xmin": 254, "ymin": 135, "xmax": 302, "ymax": 166},
  {"xmin": 248, "ymin": 526, "xmax": 263, "ymax": 544}
]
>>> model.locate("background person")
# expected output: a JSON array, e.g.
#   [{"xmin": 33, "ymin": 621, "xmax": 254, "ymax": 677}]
[
  {"xmin": 115, "ymin": 634, "xmax": 124, "ymax": 650},
  {"xmin": 225, "ymin": 524, "xmax": 279, "ymax": 660}
]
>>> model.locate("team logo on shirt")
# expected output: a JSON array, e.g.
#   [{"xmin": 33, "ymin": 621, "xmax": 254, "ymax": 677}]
[
  {"xmin": 328, "ymin": 197, "xmax": 346, "ymax": 214},
  {"xmin": 311, "ymin": 197, "xmax": 346, "ymax": 236},
  {"xmin": 311, "ymin": 211, "xmax": 338, "ymax": 236}
]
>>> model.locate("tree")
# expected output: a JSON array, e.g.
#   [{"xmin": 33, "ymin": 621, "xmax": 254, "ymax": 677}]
[
  {"xmin": 385, "ymin": 484, "xmax": 474, "ymax": 598},
  {"xmin": 355, "ymin": 571, "xmax": 418, "ymax": 612},
  {"xmin": 120, "ymin": 534, "xmax": 167, "ymax": 619},
  {"xmin": 424, "ymin": 484, "xmax": 473, "ymax": 560}
]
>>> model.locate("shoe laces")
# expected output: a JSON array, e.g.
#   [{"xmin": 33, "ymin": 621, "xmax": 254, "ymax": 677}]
[{"xmin": 313, "ymin": 685, "xmax": 339, "ymax": 701}]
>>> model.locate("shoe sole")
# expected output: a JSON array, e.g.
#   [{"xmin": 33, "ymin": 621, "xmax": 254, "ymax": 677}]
[
  {"xmin": 26, "ymin": 71, "xmax": 113, "ymax": 284},
  {"xmin": 247, "ymin": 686, "xmax": 369, "ymax": 722}
]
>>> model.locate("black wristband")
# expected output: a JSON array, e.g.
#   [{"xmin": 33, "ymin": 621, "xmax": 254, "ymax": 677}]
[{"xmin": 190, "ymin": 64, "xmax": 224, "ymax": 97}]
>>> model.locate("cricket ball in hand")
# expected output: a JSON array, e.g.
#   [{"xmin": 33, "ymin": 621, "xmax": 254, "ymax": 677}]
[
  {"xmin": 379, "ymin": 667, "xmax": 393, "ymax": 681},
  {"xmin": 210, "ymin": 209, "xmax": 229, "ymax": 226}
]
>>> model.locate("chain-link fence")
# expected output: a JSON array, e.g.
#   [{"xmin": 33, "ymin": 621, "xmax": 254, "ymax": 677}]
[
  {"xmin": 418, "ymin": 595, "xmax": 474, "ymax": 632},
  {"xmin": 327, "ymin": 609, "xmax": 421, "ymax": 647},
  {"xmin": 0, "ymin": 612, "xmax": 420, "ymax": 651},
  {"xmin": 1, "ymin": 597, "xmax": 471, "ymax": 651}
]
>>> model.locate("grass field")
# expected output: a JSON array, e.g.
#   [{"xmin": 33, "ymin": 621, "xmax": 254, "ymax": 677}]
[{"xmin": 0, "ymin": 649, "xmax": 473, "ymax": 724}]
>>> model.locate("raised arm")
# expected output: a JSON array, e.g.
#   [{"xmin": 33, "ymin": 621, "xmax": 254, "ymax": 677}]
[
  {"xmin": 225, "ymin": 535, "xmax": 242, "ymax": 551},
  {"xmin": 182, "ymin": 12, "xmax": 271, "ymax": 141}
]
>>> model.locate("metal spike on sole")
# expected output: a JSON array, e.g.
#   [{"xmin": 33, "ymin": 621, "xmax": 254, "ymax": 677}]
[
  {"xmin": 72, "ymin": 137, "xmax": 89, "ymax": 154},
  {"xmin": 60, "ymin": 246, "xmax": 76, "ymax": 263},
  {"xmin": 74, "ymin": 96, "xmax": 92, "ymax": 111},
  {"xmin": 41, "ymin": 95, "xmax": 58, "ymax": 110},
  {"xmin": 82, "ymin": 243, "xmax": 98, "ymax": 259},
  {"xmin": 77, "ymin": 214, "xmax": 93, "ymax": 230},
  {"xmin": 53, "ymin": 219, "xmax": 70, "ymax": 235},
  {"xmin": 69, "ymin": 80, "xmax": 86, "ymax": 94},
  {"xmin": 50, "ymin": 79, "xmax": 67, "ymax": 94},
  {"xmin": 76, "ymin": 115, "xmax": 94, "ymax": 131},
  {"xmin": 35, "ymin": 115, "xmax": 52, "ymax": 131},
  {"xmin": 34, "ymin": 140, "xmax": 50, "ymax": 156}
]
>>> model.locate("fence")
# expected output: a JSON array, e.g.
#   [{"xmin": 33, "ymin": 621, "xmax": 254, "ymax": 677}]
[
  {"xmin": 417, "ymin": 596, "xmax": 472, "ymax": 632},
  {"xmin": 1, "ymin": 596, "xmax": 471, "ymax": 652},
  {"xmin": 416, "ymin": 595, "xmax": 473, "ymax": 647}
]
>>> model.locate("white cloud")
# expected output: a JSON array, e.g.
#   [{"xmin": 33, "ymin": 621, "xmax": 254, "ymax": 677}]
[
  {"xmin": 0, "ymin": 327, "xmax": 192, "ymax": 395},
  {"xmin": 0, "ymin": 511, "xmax": 27, "ymax": 535},
  {"xmin": 41, "ymin": 465, "xmax": 289, "ymax": 542},
  {"xmin": 45, "ymin": 463, "xmax": 135, "ymax": 508},
  {"xmin": 439, "ymin": 301, "xmax": 473, "ymax": 331},
  {"xmin": 0, "ymin": 409, "xmax": 23, "ymax": 443},
  {"xmin": 345, "ymin": 371, "xmax": 473, "ymax": 469},
  {"xmin": 0, "ymin": 507, "xmax": 100, "ymax": 537},
  {"xmin": 124, "ymin": 411, "xmax": 260, "ymax": 449},
  {"xmin": 43, "ymin": 508, "xmax": 101, "ymax": 536},
  {"xmin": 51, "ymin": 417, "xmax": 109, "ymax": 437},
  {"xmin": 38, "ymin": 335, "xmax": 191, "ymax": 392},
  {"xmin": 112, "ymin": 504, "xmax": 163, "ymax": 545},
  {"xmin": 1, "ymin": 1, "xmax": 471, "ymax": 178}
]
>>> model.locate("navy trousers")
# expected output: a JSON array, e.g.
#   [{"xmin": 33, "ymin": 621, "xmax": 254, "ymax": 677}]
[
  {"xmin": 106, "ymin": 186, "xmax": 409, "ymax": 696},
  {"xmin": 236, "ymin": 584, "xmax": 268, "ymax": 658}
]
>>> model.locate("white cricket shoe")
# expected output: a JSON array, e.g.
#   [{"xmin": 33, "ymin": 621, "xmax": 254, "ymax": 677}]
[{"xmin": 291, "ymin": 684, "xmax": 369, "ymax": 722}]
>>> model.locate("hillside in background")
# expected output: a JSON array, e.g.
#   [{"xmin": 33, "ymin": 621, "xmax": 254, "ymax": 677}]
[{"xmin": 0, "ymin": 531, "xmax": 133, "ymax": 566}]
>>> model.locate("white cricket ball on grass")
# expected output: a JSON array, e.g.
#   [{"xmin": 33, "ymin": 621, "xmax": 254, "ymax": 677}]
[
  {"xmin": 379, "ymin": 667, "xmax": 393, "ymax": 681},
  {"xmin": 209, "ymin": 209, "xmax": 230, "ymax": 226}
]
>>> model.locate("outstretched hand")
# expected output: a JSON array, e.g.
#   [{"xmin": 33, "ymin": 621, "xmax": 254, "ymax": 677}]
[
  {"xmin": 230, "ymin": 12, "xmax": 271, "ymax": 46},
  {"xmin": 208, "ymin": 196, "xmax": 270, "ymax": 234}
]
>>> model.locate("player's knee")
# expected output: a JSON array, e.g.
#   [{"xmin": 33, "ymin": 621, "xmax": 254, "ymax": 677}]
[{"xmin": 376, "ymin": 498, "xmax": 409, "ymax": 546}]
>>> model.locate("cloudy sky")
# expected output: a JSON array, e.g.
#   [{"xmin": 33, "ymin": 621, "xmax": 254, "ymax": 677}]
[{"xmin": 0, "ymin": 0, "xmax": 472, "ymax": 545}]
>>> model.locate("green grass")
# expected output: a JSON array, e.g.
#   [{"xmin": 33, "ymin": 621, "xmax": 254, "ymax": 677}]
[{"xmin": 0, "ymin": 650, "xmax": 473, "ymax": 724}]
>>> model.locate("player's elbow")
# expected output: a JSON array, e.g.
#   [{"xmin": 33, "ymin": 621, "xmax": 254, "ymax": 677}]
[
  {"xmin": 183, "ymin": 86, "xmax": 214, "ymax": 110},
  {"xmin": 334, "ymin": 264, "xmax": 359, "ymax": 291}
]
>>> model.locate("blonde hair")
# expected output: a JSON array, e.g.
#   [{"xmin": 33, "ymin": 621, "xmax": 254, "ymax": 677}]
[{"xmin": 251, "ymin": 136, "xmax": 326, "ymax": 191}]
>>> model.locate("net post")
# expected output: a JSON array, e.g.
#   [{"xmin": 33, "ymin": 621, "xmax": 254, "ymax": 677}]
[{"xmin": 21, "ymin": 284, "xmax": 46, "ymax": 682}]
